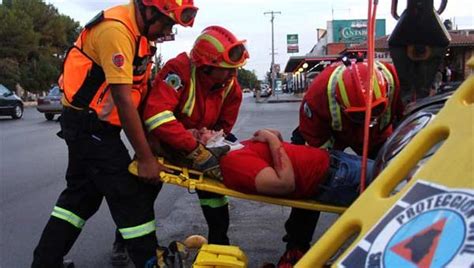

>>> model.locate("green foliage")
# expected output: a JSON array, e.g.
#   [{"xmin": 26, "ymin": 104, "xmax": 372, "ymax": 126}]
[
  {"xmin": 0, "ymin": 0, "xmax": 80, "ymax": 94},
  {"xmin": 237, "ymin": 68, "xmax": 258, "ymax": 90},
  {"xmin": 0, "ymin": 58, "xmax": 21, "ymax": 90},
  {"xmin": 21, "ymin": 54, "xmax": 62, "ymax": 93},
  {"xmin": 0, "ymin": 7, "xmax": 39, "ymax": 63}
]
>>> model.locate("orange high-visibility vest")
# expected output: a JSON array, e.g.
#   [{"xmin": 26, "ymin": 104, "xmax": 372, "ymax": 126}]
[{"xmin": 60, "ymin": 5, "xmax": 155, "ymax": 126}]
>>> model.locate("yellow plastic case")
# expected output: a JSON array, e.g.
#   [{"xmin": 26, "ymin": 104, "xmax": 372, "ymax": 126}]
[
  {"xmin": 193, "ymin": 244, "xmax": 248, "ymax": 268},
  {"xmin": 297, "ymin": 59, "xmax": 474, "ymax": 267}
]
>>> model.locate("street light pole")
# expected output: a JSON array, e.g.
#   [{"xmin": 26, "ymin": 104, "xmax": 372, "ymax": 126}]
[{"xmin": 264, "ymin": 11, "xmax": 281, "ymax": 96}]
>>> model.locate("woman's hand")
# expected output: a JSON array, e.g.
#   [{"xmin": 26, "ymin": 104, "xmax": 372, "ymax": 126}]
[
  {"xmin": 252, "ymin": 129, "xmax": 277, "ymax": 143},
  {"xmin": 262, "ymin": 128, "xmax": 283, "ymax": 141}
]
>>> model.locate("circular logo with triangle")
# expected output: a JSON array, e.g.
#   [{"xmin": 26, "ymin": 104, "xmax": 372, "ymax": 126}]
[
  {"xmin": 341, "ymin": 181, "xmax": 474, "ymax": 268},
  {"xmin": 366, "ymin": 187, "xmax": 473, "ymax": 267}
]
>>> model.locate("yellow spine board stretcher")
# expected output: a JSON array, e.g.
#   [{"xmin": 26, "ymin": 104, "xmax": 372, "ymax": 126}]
[
  {"xmin": 128, "ymin": 160, "xmax": 346, "ymax": 214},
  {"xmin": 297, "ymin": 59, "xmax": 474, "ymax": 267}
]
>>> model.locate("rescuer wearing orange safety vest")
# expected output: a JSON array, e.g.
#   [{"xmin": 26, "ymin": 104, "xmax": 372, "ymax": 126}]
[
  {"xmin": 278, "ymin": 58, "xmax": 404, "ymax": 267},
  {"xmin": 142, "ymin": 25, "xmax": 249, "ymax": 245},
  {"xmin": 31, "ymin": 1, "xmax": 198, "ymax": 267}
]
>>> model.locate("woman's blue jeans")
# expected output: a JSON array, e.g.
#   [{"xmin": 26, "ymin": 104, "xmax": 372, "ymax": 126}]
[{"xmin": 315, "ymin": 150, "xmax": 375, "ymax": 206}]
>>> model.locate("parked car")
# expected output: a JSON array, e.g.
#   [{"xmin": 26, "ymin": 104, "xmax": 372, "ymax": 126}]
[
  {"xmin": 37, "ymin": 86, "xmax": 63, "ymax": 120},
  {"xmin": 0, "ymin": 84, "xmax": 23, "ymax": 119},
  {"xmin": 260, "ymin": 86, "xmax": 272, "ymax": 97},
  {"xmin": 253, "ymin": 84, "xmax": 272, "ymax": 98}
]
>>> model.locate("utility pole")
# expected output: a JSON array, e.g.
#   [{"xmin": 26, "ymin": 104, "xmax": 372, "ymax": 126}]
[{"xmin": 264, "ymin": 11, "xmax": 281, "ymax": 96}]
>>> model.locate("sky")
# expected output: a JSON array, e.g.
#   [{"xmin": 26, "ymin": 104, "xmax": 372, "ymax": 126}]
[{"xmin": 44, "ymin": 0, "xmax": 473, "ymax": 79}]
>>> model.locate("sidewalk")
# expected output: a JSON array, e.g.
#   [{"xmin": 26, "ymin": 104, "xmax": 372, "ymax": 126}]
[
  {"xmin": 264, "ymin": 93, "xmax": 304, "ymax": 103},
  {"xmin": 23, "ymin": 101, "xmax": 37, "ymax": 107}
]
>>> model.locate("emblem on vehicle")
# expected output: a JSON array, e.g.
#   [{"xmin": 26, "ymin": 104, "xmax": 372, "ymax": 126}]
[
  {"xmin": 164, "ymin": 73, "xmax": 182, "ymax": 91},
  {"xmin": 341, "ymin": 181, "xmax": 474, "ymax": 268}
]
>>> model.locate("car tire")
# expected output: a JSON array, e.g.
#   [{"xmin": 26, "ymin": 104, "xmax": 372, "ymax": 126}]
[
  {"xmin": 11, "ymin": 104, "xmax": 23, "ymax": 119},
  {"xmin": 45, "ymin": 113, "xmax": 55, "ymax": 121}
]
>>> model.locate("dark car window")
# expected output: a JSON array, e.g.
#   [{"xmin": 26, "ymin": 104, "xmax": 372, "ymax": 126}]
[
  {"xmin": 48, "ymin": 86, "xmax": 61, "ymax": 96},
  {"xmin": 0, "ymin": 84, "xmax": 11, "ymax": 96}
]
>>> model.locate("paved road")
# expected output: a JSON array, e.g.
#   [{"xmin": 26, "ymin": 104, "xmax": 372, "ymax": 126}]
[{"xmin": 0, "ymin": 94, "xmax": 339, "ymax": 267}]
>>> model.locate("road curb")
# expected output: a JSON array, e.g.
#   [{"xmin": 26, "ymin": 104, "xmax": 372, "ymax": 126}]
[
  {"xmin": 23, "ymin": 101, "xmax": 37, "ymax": 107},
  {"xmin": 267, "ymin": 99, "xmax": 302, "ymax": 103}
]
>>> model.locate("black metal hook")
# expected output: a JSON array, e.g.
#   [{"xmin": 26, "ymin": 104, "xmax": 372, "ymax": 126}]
[{"xmin": 391, "ymin": 0, "xmax": 448, "ymax": 20}]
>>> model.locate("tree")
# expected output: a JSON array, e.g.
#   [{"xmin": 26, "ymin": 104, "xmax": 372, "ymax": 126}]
[
  {"xmin": 0, "ymin": 0, "xmax": 80, "ymax": 94},
  {"xmin": 0, "ymin": 7, "xmax": 39, "ymax": 63},
  {"xmin": 237, "ymin": 68, "xmax": 258, "ymax": 90},
  {"xmin": 0, "ymin": 58, "xmax": 20, "ymax": 90}
]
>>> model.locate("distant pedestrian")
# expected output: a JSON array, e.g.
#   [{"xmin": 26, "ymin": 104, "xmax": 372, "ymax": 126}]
[
  {"xmin": 444, "ymin": 66, "xmax": 452, "ymax": 82},
  {"xmin": 431, "ymin": 68, "xmax": 443, "ymax": 95}
]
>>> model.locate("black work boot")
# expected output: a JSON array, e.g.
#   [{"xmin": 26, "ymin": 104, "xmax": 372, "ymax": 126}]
[
  {"xmin": 32, "ymin": 217, "xmax": 81, "ymax": 268},
  {"xmin": 111, "ymin": 231, "xmax": 130, "ymax": 267}
]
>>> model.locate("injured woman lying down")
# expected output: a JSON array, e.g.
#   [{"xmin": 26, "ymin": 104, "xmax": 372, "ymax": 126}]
[{"xmin": 193, "ymin": 128, "xmax": 375, "ymax": 206}]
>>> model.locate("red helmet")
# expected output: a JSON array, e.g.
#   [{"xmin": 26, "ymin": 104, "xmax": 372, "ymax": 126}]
[
  {"xmin": 141, "ymin": 0, "xmax": 198, "ymax": 27},
  {"xmin": 190, "ymin": 26, "xmax": 249, "ymax": 68},
  {"xmin": 335, "ymin": 61, "xmax": 389, "ymax": 121}
]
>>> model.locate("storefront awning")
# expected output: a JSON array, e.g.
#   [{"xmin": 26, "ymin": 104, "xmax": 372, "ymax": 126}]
[{"xmin": 284, "ymin": 55, "xmax": 339, "ymax": 73}]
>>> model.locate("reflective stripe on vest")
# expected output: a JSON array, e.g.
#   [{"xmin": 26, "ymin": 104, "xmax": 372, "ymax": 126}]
[
  {"xmin": 118, "ymin": 220, "xmax": 156, "ymax": 240},
  {"xmin": 51, "ymin": 206, "xmax": 85, "ymax": 229},
  {"xmin": 144, "ymin": 110, "xmax": 177, "ymax": 132},
  {"xmin": 327, "ymin": 65, "xmax": 346, "ymax": 131},
  {"xmin": 199, "ymin": 196, "xmax": 229, "ymax": 208},
  {"xmin": 181, "ymin": 64, "xmax": 236, "ymax": 117},
  {"xmin": 376, "ymin": 62, "xmax": 395, "ymax": 130},
  {"xmin": 182, "ymin": 65, "xmax": 197, "ymax": 117}
]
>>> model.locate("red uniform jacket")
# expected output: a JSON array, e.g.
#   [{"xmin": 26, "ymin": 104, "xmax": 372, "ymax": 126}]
[
  {"xmin": 299, "ymin": 62, "xmax": 404, "ymax": 156},
  {"xmin": 143, "ymin": 53, "xmax": 243, "ymax": 153}
]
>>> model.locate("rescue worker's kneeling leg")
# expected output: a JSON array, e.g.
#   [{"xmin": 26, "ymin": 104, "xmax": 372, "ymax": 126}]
[
  {"xmin": 197, "ymin": 191, "xmax": 230, "ymax": 245},
  {"xmin": 283, "ymin": 208, "xmax": 320, "ymax": 252}
]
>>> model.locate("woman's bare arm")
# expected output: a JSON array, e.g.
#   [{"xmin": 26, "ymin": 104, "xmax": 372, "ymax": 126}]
[{"xmin": 252, "ymin": 130, "xmax": 295, "ymax": 195}]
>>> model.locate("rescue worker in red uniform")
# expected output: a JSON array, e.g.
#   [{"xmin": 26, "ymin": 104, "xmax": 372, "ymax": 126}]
[
  {"xmin": 142, "ymin": 25, "xmax": 249, "ymax": 245},
  {"xmin": 278, "ymin": 58, "xmax": 404, "ymax": 267},
  {"xmin": 31, "ymin": 1, "xmax": 198, "ymax": 267}
]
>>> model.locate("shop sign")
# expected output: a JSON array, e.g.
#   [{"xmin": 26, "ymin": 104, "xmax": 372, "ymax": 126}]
[
  {"xmin": 287, "ymin": 34, "xmax": 299, "ymax": 53},
  {"xmin": 333, "ymin": 19, "xmax": 386, "ymax": 43}
]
